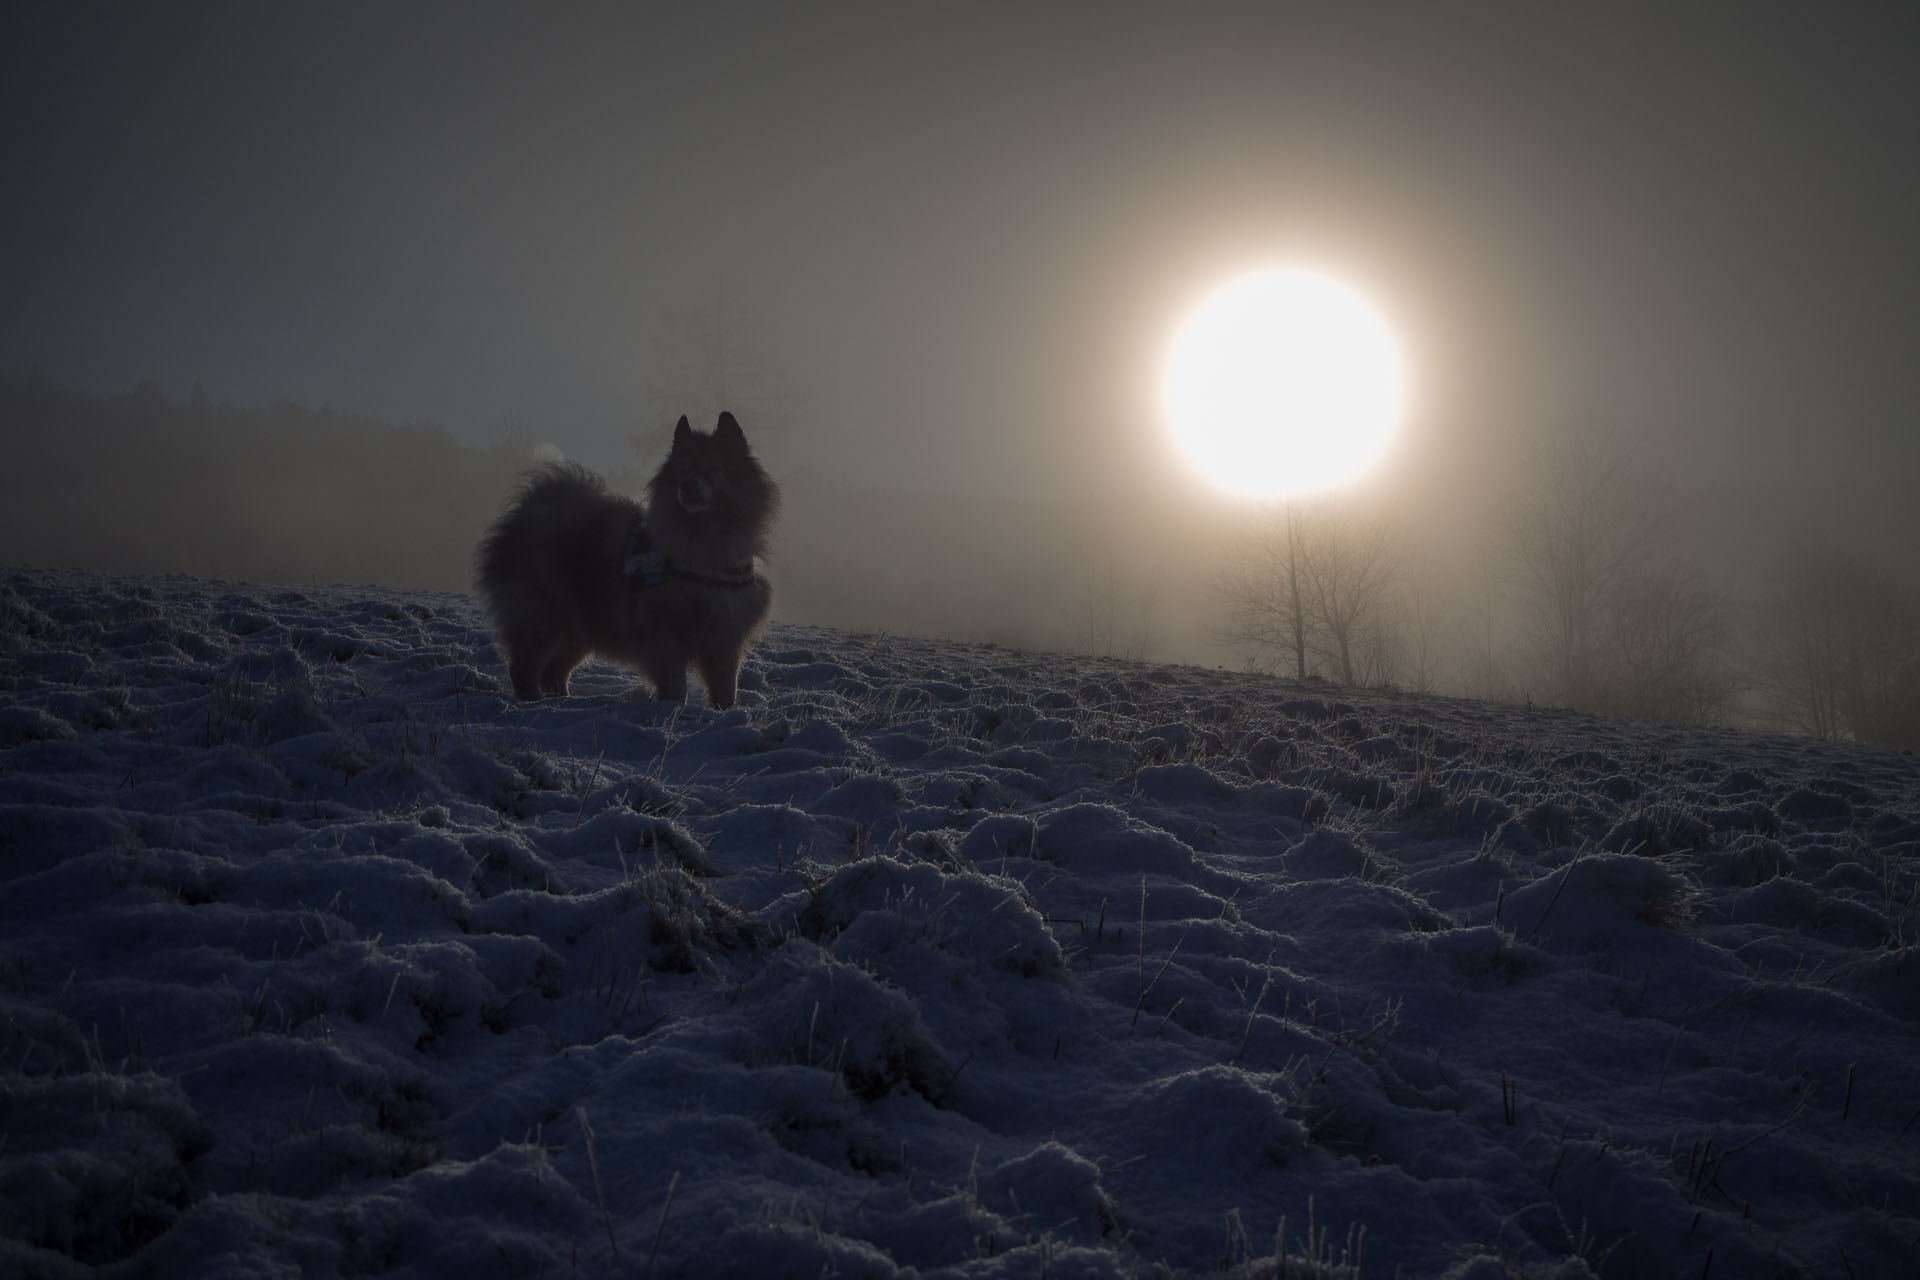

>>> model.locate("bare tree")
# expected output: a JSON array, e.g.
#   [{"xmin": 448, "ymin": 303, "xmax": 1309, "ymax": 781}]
[
  {"xmin": 1756, "ymin": 541, "xmax": 1919, "ymax": 743},
  {"xmin": 1396, "ymin": 574, "xmax": 1450, "ymax": 695},
  {"xmin": 1597, "ymin": 564, "xmax": 1735, "ymax": 724},
  {"xmin": 1506, "ymin": 434, "xmax": 1664, "ymax": 709},
  {"xmin": 1300, "ymin": 508, "xmax": 1400, "ymax": 685},
  {"xmin": 1218, "ymin": 500, "xmax": 1401, "ymax": 686},
  {"xmin": 1217, "ymin": 504, "xmax": 1314, "ymax": 680},
  {"xmin": 1457, "ymin": 537, "xmax": 1523, "ymax": 704},
  {"xmin": 1079, "ymin": 543, "xmax": 1159, "ymax": 662}
]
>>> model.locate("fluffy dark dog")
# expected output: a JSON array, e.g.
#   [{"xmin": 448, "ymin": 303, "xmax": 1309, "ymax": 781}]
[{"xmin": 476, "ymin": 412, "xmax": 779, "ymax": 707}]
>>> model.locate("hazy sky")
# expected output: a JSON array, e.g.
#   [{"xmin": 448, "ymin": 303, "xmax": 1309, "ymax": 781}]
[{"xmin": 5, "ymin": 2, "xmax": 1918, "ymax": 500}]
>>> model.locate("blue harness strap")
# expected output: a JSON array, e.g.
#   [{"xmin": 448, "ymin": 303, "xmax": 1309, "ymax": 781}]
[
  {"xmin": 623, "ymin": 524, "xmax": 666, "ymax": 587},
  {"xmin": 624, "ymin": 520, "xmax": 756, "ymax": 591}
]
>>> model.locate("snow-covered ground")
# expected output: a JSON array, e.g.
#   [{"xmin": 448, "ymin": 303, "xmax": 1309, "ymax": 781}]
[{"xmin": 2, "ymin": 566, "xmax": 1916, "ymax": 1279}]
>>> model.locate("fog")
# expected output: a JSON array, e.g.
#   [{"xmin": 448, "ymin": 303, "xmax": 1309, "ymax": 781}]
[{"xmin": 4, "ymin": 5, "xmax": 1919, "ymax": 739}]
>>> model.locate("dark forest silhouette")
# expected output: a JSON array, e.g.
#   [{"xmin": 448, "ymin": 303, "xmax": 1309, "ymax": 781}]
[
  {"xmin": 0, "ymin": 374, "xmax": 1190, "ymax": 675},
  {"xmin": 0, "ymin": 373, "xmax": 538, "ymax": 591}
]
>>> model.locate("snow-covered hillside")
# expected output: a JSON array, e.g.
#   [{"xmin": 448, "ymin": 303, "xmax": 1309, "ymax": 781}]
[{"xmin": 2, "ymin": 567, "xmax": 1916, "ymax": 1278}]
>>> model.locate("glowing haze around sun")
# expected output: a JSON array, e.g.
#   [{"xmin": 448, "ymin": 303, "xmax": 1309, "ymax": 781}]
[{"xmin": 1161, "ymin": 267, "xmax": 1405, "ymax": 500}]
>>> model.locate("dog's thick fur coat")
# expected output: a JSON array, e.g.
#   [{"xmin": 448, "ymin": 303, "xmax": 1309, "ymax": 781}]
[{"xmin": 475, "ymin": 413, "xmax": 778, "ymax": 707}]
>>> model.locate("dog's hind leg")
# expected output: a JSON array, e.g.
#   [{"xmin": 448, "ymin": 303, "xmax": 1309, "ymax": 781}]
[
  {"xmin": 645, "ymin": 654, "xmax": 688, "ymax": 703},
  {"xmin": 539, "ymin": 650, "xmax": 586, "ymax": 697}
]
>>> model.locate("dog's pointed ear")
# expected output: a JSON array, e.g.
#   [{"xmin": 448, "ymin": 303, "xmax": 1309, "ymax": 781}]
[
  {"xmin": 715, "ymin": 411, "xmax": 745, "ymax": 450},
  {"xmin": 672, "ymin": 415, "xmax": 691, "ymax": 449}
]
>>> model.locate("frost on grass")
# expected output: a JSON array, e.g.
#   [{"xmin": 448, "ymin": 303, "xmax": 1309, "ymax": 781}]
[{"xmin": 2, "ymin": 566, "xmax": 1918, "ymax": 1278}]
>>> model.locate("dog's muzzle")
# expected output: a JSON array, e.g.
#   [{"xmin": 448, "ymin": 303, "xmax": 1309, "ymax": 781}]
[{"xmin": 677, "ymin": 477, "xmax": 713, "ymax": 514}]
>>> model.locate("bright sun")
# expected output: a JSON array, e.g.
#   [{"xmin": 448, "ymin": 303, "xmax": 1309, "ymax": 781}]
[{"xmin": 1161, "ymin": 267, "xmax": 1405, "ymax": 500}]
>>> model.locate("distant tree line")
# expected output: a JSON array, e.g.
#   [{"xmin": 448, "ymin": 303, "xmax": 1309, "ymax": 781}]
[
  {"xmin": 0, "ymin": 374, "xmax": 1184, "ymax": 663},
  {"xmin": 0, "ymin": 372, "xmax": 538, "ymax": 592},
  {"xmin": 1214, "ymin": 434, "xmax": 1920, "ymax": 749},
  {"xmin": 1753, "ymin": 541, "xmax": 1920, "ymax": 745}
]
